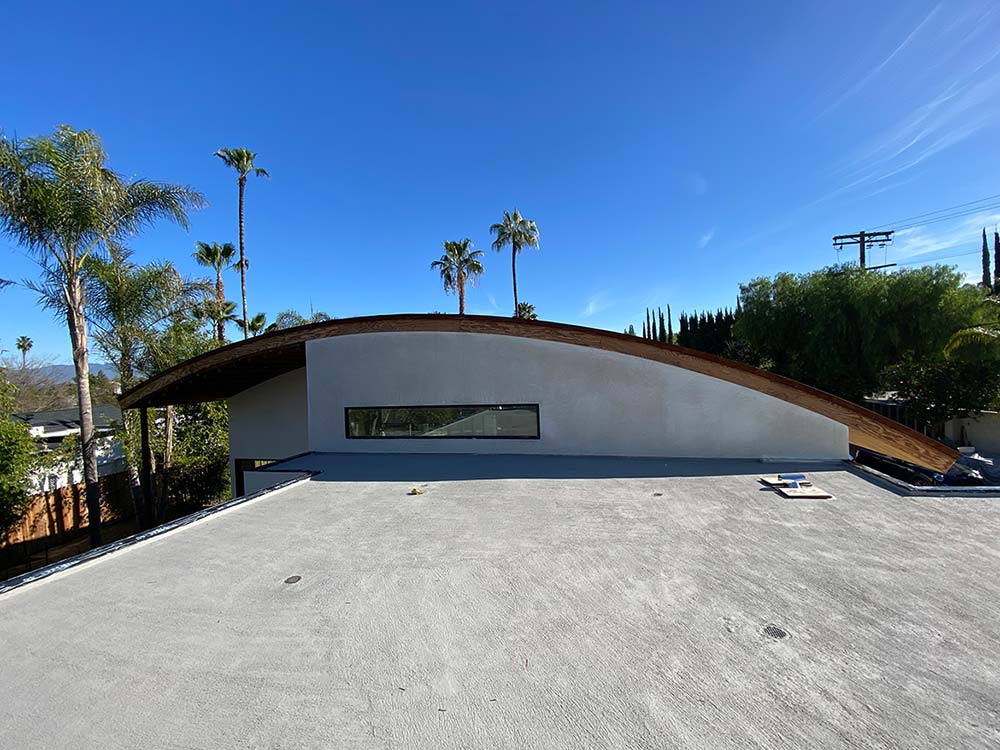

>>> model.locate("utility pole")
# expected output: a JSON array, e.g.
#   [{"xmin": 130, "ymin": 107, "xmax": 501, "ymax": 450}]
[{"xmin": 833, "ymin": 230, "xmax": 893, "ymax": 270}]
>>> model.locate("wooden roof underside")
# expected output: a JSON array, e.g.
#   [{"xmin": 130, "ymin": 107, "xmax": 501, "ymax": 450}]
[{"xmin": 118, "ymin": 314, "xmax": 958, "ymax": 473}]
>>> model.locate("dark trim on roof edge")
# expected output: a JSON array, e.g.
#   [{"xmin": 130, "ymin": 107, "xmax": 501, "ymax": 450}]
[{"xmin": 117, "ymin": 313, "xmax": 958, "ymax": 473}]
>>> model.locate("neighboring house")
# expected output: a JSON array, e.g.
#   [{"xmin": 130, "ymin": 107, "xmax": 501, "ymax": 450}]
[
  {"xmin": 12, "ymin": 405, "xmax": 126, "ymax": 493},
  {"xmin": 117, "ymin": 314, "xmax": 958, "ymax": 495}
]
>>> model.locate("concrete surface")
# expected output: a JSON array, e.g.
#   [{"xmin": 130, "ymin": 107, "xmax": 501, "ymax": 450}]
[
  {"xmin": 1, "ymin": 453, "xmax": 999, "ymax": 749},
  {"xmin": 303, "ymin": 332, "xmax": 849, "ymax": 459}
]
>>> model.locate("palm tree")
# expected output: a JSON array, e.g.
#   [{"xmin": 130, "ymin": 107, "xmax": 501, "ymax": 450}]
[
  {"xmin": 516, "ymin": 302, "xmax": 537, "ymax": 320},
  {"xmin": 431, "ymin": 239, "xmax": 485, "ymax": 315},
  {"xmin": 265, "ymin": 309, "xmax": 332, "ymax": 332},
  {"xmin": 945, "ymin": 295, "xmax": 1000, "ymax": 356},
  {"xmin": 84, "ymin": 247, "xmax": 204, "ymax": 529},
  {"xmin": 193, "ymin": 298, "xmax": 240, "ymax": 339},
  {"xmin": 490, "ymin": 209, "xmax": 539, "ymax": 315},
  {"xmin": 15, "ymin": 336, "xmax": 32, "ymax": 367},
  {"xmin": 0, "ymin": 125, "xmax": 203, "ymax": 546},
  {"xmin": 240, "ymin": 312, "xmax": 268, "ymax": 337},
  {"xmin": 192, "ymin": 241, "xmax": 237, "ymax": 342},
  {"xmin": 214, "ymin": 148, "xmax": 269, "ymax": 339}
]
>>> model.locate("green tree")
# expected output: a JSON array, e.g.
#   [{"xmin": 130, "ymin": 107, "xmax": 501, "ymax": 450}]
[
  {"xmin": 265, "ymin": 309, "xmax": 332, "ymax": 332},
  {"xmin": 983, "ymin": 228, "xmax": 992, "ymax": 290},
  {"xmin": 736, "ymin": 264, "xmax": 984, "ymax": 402},
  {"xmin": 994, "ymin": 231, "xmax": 1000, "ymax": 290},
  {"xmin": 214, "ymin": 148, "xmax": 269, "ymax": 339},
  {"xmin": 944, "ymin": 295, "xmax": 1000, "ymax": 356},
  {"xmin": 431, "ymin": 239, "xmax": 485, "ymax": 315},
  {"xmin": 15, "ymin": 336, "xmax": 31, "ymax": 368},
  {"xmin": 240, "ymin": 312, "xmax": 268, "ymax": 337},
  {"xmin": 0, "ymin": 373, "xmax": 35, "ymax": 536},
  {"xmin": 84, "ymin": 247, "xmax": 205, "ymax": 528},
  {"xmin": 884, "ymin": 354, "xmax": 1000, "ymax": 431},
  {"xmin": 489, "ymin": 209, "xmax": 539, "ymax": 315},
  {"xmin": 0, "ymin": 125, "xmax": 203, "ymax": 546},
  {"xmin": 85, "ymin": 247, "xmax": 205, "ymax": 392},
  {"xmin": 139, "ymin": 316, "xmax": 227, "ymax": 524},
  {"xmin": 516, "ymin": 301, "xmax": 538, "ymax": 320},
  {"xmin": 194, "ymin": 298, "xmax": 240, "ymax": 339},
  {"xmin": 192, "ymin": 241, "xmax": 237, "ymax": 342},
  {"xmin": 667, "ymin": 305, "xmax": 673, "ymax": 343}
]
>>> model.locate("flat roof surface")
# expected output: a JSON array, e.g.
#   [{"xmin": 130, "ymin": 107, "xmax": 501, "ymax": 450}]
[{"xmin": 2, "ymin": 454, "xmax": 999, "ymax": 748}]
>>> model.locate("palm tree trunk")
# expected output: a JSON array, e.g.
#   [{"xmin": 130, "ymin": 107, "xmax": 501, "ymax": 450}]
[
  {"xmin": 511, "ymin": 246, "xmax": 519, "ymax": 315},
  {"xmin": 20, "ymin": 351, "xmax": 26, "ymax": 369},
  {"xmin": 238, "ymin": 174, "xmax": 248, "ymax": 339},
  {"xmin": 65, "ymin": 275, "xmax": 102, "ymax": 547},
  {"xmin": 458, "ymin": 269, "xmax": 466, "ymax": 315},
  {"xmin": 215, "ymin": 269, "xmax": 226, "ymax": 343}
]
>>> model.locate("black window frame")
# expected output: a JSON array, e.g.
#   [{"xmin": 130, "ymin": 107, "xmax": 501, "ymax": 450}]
[{"xmin": 344, "ymin": 404, "xmax": 541, "ymax": 440}]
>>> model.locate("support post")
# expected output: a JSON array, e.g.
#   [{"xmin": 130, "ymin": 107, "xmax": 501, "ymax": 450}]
[{"xmin": 139, "ymin": 407, "xmax": 152, "ymax": 530}]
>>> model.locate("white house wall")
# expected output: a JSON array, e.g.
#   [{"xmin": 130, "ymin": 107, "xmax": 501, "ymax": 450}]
[
  {"xmin": 304, "ymin": 332, "xmax": 849, "ymax": 460},
  {"xmin": 227, "ymin": 367, "xmax": 309, "ymax": 481}
]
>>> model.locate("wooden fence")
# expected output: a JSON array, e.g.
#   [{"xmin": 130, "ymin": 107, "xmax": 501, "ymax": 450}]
[{"xmin": 3, "ymin": 473, "xmax": 133, "ymax": 547}]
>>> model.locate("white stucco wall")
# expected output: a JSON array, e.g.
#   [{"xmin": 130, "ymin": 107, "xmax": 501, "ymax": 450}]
[
  {"xmin": 304, "ymin": 332, "xmax": 849, "ymax": 460},
  {"xmin": 228, "ymin": 367, "xmax": 309, "ymax": 480},
  {"xmin": 944, "ymin": 412, "xmax": 1000, "ymax": 452}
]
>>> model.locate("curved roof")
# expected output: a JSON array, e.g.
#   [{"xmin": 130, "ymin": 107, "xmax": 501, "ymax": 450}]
[{"xmin": 119, "ymin": 313, "xmax": 957, "ymax": 472}]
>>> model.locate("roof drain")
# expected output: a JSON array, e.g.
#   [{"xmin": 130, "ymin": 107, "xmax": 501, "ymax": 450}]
[{"xmin": 763, "ymin": 624, "xmax": 790, "ymax": 640}]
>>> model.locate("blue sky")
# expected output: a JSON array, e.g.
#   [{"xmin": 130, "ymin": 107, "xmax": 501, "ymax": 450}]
[{"xmin": 3, "ymin": 1, "xmax": 1000, "ymax": 362}]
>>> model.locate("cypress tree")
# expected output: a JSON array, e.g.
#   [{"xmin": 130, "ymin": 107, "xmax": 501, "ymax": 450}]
[
  {"xmin": 994, "ymin": 230, "xmax": 999, "ymax": 290},
  {"xmin": 628, "ymin": 324, "xmax": 636, "ymax": 336},
  {"xmin": 983, "ymin": 228, "xmax": 991, "ymax": 290},
  {"xmin": 642, "ymin": 320, "xmax": 647, "ymax": 338},
  {"xmin": 646, "ymin": 308, "xmax": 652, "ymax": 340},
  {"xmin": 667, "ymin": 305, "xmax": 673, "ymax": 343},
  {"xmin": 679, "ymin": 312, "xmax": 688, "ymax": 346},
  {"xmin": 658, "ymin": 308, "xmax": 666, "ymax": 342}
]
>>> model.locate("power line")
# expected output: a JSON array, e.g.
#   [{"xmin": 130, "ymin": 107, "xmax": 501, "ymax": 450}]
[
  {"xmin": 894, "ymin": 250, "xmax": 980, "ymax": 267},
  {"xmin": 890, "ymin": 203, "xmax": 1000, "ymax": 233},
  {"xmin": 867, "ymin": 193, "xmax": 1000, "ymax": 231}
]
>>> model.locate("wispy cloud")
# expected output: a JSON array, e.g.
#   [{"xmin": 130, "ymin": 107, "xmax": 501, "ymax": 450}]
[
  {"xmin": 820, "ymin": 5, "xmax": 940, "ymax": 117},
  {"xmin": 888, "ymin": 210, "xmax": 1000, "ymax": 262},
  {"xmin": 697, "ymin": 228, "xmax": 716, "ymax": 249},
  {"xmin": 827, "ymin": 9, "xmax": 1000, "ymax": 190},
  {"xmin": 582, "ymin": 291, "xmax": 613, "ymax": 318},
  {"xmin": 468, "ymin": 291, "xmax": 501, "ymax": 316}
]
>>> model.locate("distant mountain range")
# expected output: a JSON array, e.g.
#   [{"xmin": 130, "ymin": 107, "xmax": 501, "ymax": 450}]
[{"xmin": 37, "ymin": 363, "xmax": 119, "ymax": 383}]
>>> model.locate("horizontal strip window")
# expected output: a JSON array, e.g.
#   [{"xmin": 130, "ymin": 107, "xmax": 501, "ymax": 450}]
[{"xmin": 345, "ymin": 404, "xmax": 540, "ymax": 439}]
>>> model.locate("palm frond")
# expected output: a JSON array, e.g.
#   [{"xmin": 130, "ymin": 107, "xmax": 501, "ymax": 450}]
[
  {"xmin": 944, "ymin": 325, "xmax": 1000, "ymax": 357},
  {"xmin": 215, "ymin": 147, "xmax": 267, "ymax": 179}
]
